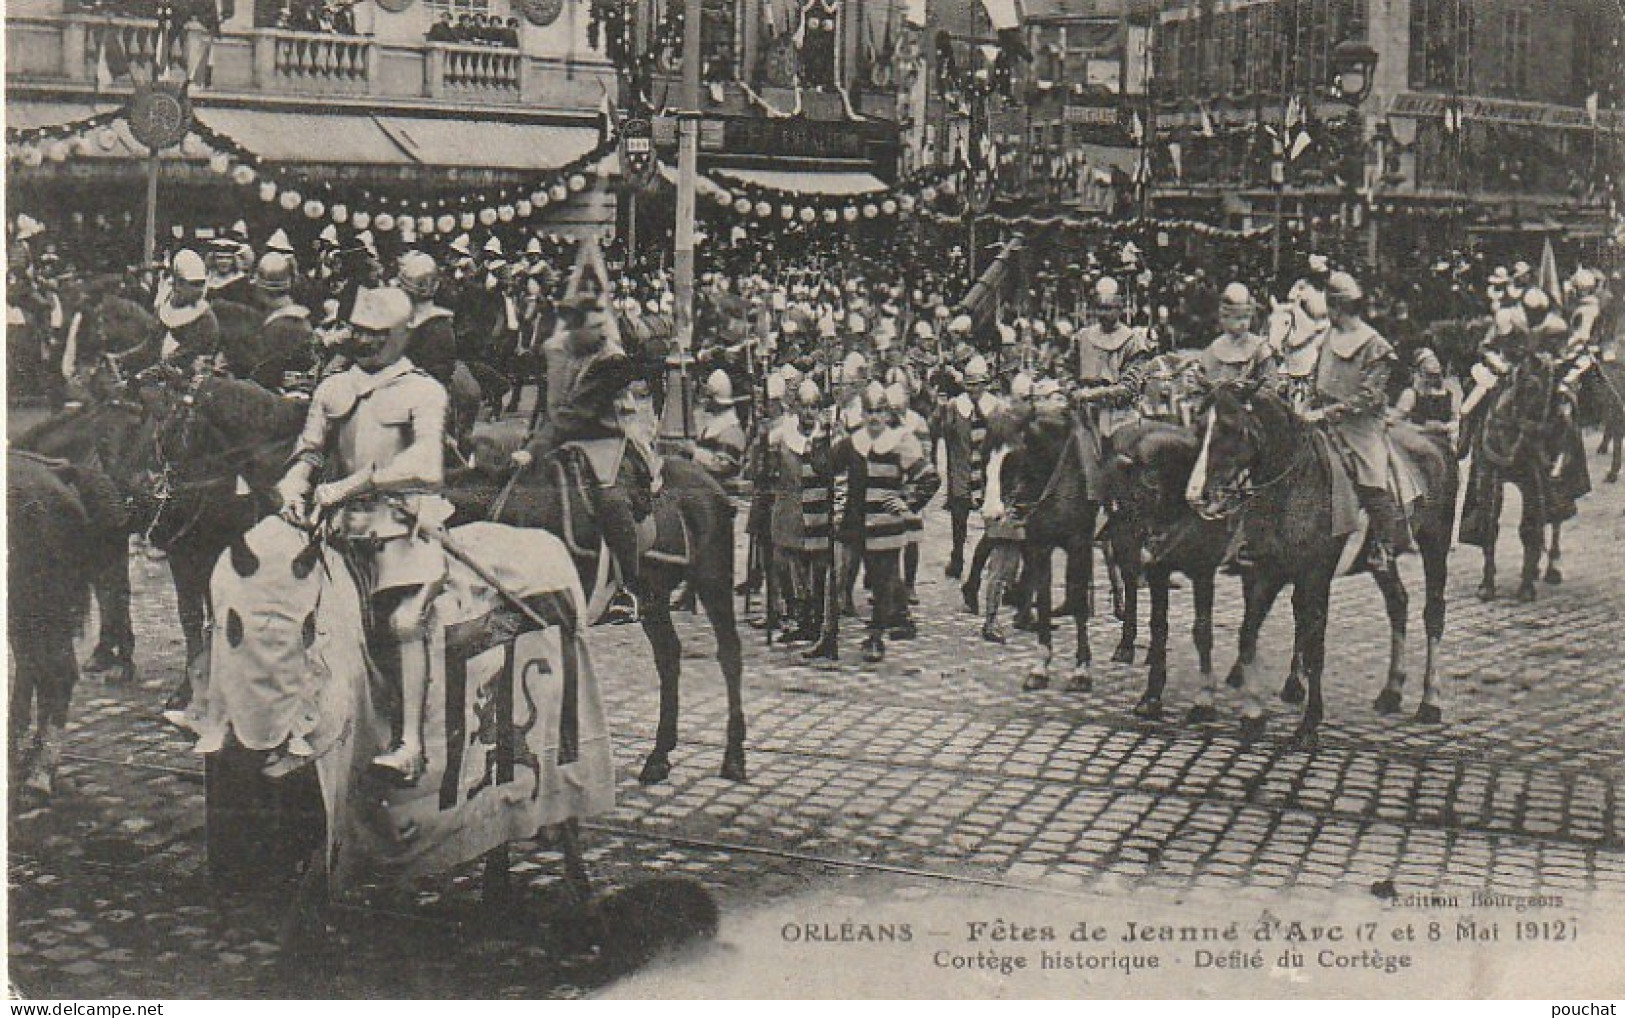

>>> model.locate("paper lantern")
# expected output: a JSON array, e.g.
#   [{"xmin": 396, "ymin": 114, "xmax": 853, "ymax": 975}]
[
  {"xmin": 304, "ymin": 200, "xmax": 325, "ymax": 219},
  {"xmin": 821, "ymin": 208, "xmax": 838, "ymax": 224},
  {"xmin": 352, "ymin": 211, "xmax": 371, "ymax": 231},
  {"xmin": 715, "ymin": 190, "xmax": 732, "ymax": 206},
  {"xmin": 842, "ymin": 206, "xmax": 858, "ymax": 222},
  {"xmin": 530, "ymin": 189, "xmax": 546, "ymax": 205},
  {"xmin": 331, "ymin": 203, "xmax": 349, "ymax": 224},
  {"xmin": 98, "ymin": 125, "xmax": 119, "ymax": 151},
  {"xmin": 862, "ymin": 203, "xmax": 879, "ymax": 218},
  {"xmin": 232, "ymin": 164, "xmax": 256, "ymax": 186},
  {"xmin": 209, "ymin": 152, "xmax": 231, "ymax": 174},
  {"xmin": 550, "ymin": 183, "xmax": 569, "ymax": 202},
  {"xmin": 800, "ymin": 207, "xmax": 816, "ymax": 223},
  {"xmin": 894, "ymin": 196, "xmax": 911, "ymax": 213},
  {"xmin": 47, "ymin": 140, "xmax": 70, "ymax": 162},
  {"xmin": 479, "ymin": 207, "xmax": 498, "ymax": 227},
  {"xmin": 780, "ymin": 204, "xmax": 795, "ymax": 219},
  {"xmin": 259, "ymin": 180, "xmax": 278, "ymax": 202},
  {"xmin": 568, "ymin": 173, "xmax": 587, "ymax": 192},
  {"xmin": 421, "ymin": 215, "xmax": 439, "ymax": 234},
  {"xmin": 280, "ymin": 189, "xmax": 303, "ymax": 210},
  {"xmin": 734, "ymin": 198, "xmax": 752, "ymax": 214},
  {"xmin": 498, "ymin": 204, "xmax": 515, "ymax": 222},
  {"xmin": 459, "ymin": 211, "xmax": 476, "ymax": 231},
  {"xmin": 516, "ymin": 199, "xmax": 533, "ymax": 218},
  {"xmin": 375, "ymin": 212, "xmax": 395, "ymax": 232},
  {"xmin": 756, "ymin": 201, "xmax": 772, "ymax": 218},
  {"xmin": 920, "ymin": 186, "xmax": 937, "ymax": 202}
]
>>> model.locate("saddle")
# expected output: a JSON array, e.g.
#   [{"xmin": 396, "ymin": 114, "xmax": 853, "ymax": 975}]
[
  {"xmin": 552, "ymin": 444, "xmax": 687, "ymax": 567},
  {"xmin": 1312, "ymin": 428, "xmax": 1428, "ymax": 541}
]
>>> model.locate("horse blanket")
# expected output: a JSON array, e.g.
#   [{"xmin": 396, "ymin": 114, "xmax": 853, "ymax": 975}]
[{"xmin": 186, "ymin": 517, "xmax": 615, "ymax": 893}]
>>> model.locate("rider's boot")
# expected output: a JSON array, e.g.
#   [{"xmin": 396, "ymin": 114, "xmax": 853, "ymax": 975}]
[{"xmin": 1358, "ymin": 485, "xmax": 1408, "ymax": 574}]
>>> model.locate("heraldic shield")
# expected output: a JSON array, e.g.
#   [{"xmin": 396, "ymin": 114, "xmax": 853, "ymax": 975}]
[{"xmin": 183, "ymin": 517, "xmax": 616, "ymax": 894}]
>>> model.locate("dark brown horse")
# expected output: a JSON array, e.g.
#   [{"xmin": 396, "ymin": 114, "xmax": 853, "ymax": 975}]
[
  {"xmin": 8, "ymin": 452, "xmax": 97, "ymax": 800},
  {"xmin": 1186, "ymin": 384, "xmax": 1456, "ymax": 746},
  {"xmin": 1102, "ymin": 421, "xmax": 1228, "ymax": 722},
  {"xmin": 459, "ymin": 430, "xmax": 747, "ymax": 785}
]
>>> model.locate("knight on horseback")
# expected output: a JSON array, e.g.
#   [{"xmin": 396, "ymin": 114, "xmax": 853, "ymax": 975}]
[
  {"xmin": 249, "ymin": 252, "xmax": 315, "ymax": 391},
  {"xmin": 399, "ymin": 251, "xmax": 482, "ymax": 449},
  {"xmin": 157, "ymin": 249, "xmax": 221, "ymax": 374},
  {"xmin": 515, "ymin": 291, "xmax": 658, "ymax": 617},
  {"xmin": 1298, "ymin": 271, "xmax": 1409, "ymax": 575},
  {"xmin": 276, "ymin": 285, "xmax": 452, "ymax": 784}
]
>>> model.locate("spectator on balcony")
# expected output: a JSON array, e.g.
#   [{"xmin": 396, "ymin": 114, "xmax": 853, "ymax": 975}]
[
  {"xmin": 428, "ymin": 10, "xmax": 456, "ymax": 42},
  {"xmin": 501, "ymin": 17, "xmax": 520, "ymax": 48}
]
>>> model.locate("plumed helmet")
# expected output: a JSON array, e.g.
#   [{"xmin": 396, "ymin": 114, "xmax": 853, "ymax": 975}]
[
  {"xmin": 398, "ymin": 251, "xmax": 440, "ymax": 299},
  {"xmin": 171, "ymin": 248, "xmax": 207, "ymax": 283},
  {"xmin": 253, "ymin": 252, "xmax": 295, "ymax": 293}
]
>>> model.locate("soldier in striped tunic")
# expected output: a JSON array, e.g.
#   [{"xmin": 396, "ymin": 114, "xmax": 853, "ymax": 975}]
[
  {"xmin": 806, "ymin": 382, "xmax": 938, "ymax": 663},
  {"xmin": 768, "ymin": 378, "xmax": 833, "ymax": 646},
  {"xmin": 937, "ymin": 354, "xmax": 1001, "ymax": 579},
  {"xmin": 888, "ymin": 381, "xmax": 934, "ymax": 607}
]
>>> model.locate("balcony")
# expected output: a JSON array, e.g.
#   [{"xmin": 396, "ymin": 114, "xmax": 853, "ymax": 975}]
[{"xmin": 6, "ymin": 13, "xmax": 608, "ymax": 113}]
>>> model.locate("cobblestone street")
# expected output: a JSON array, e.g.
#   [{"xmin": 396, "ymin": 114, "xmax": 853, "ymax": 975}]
[{"xmin": 8, "ymin": 443, "xmax": 1625, "ymax": 998}]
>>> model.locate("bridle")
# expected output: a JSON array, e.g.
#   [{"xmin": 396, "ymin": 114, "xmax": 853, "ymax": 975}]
[{"xmin": 1191, "ymin": 392, "xmax": 1315, "ymax": 520}]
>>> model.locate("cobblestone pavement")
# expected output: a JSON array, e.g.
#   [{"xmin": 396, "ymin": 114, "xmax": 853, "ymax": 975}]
[{"xmin": 8, "ymin": 439, "xmax": 1624, "ymax": 997}]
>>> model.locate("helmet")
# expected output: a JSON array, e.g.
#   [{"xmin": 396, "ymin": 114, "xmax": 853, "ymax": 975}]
[
  {"xmin": 349, "ymin": 286, "xmax": 413, "ymax": 331},
  {"xmin": 948, "ymin": 313, "xmax": 974, "ymax": 334},
  {"xmin": 1326, "ymin": 271, "xmax": 1362, "ymax": 302},
  {"xmin": 1055, "ymin": 318, "xmax": 1075, "ymax": 338},
  {"xmin": 1572, "ymin": 268, "xmax": 1598, "ymax": 292},
  {"xmin": 781, "ymin": 362, "xmax": 803, "ymax": 386},
  {"xmin": 964, "ymin": 355, "xmax": 991, "ymax": 384},
  {"xmin": 796, "ymin": 379, "xmax": 822, "ymax": 406},
  {"xmin": 399, "ymin": 251, "xmax": 440, "ymax": 299},
  {"xmin": 862, "ymin": 380, "xmax": 888, "ymax": 411},
  {"xmin": 171, "ymin": 249, "xmax": 207, "ymax": 283},
  {"xmin": 766, "ymin": 372, "xmax": 787, "ymax": 402},
  {"xmin": 1221, "ymin": 282, "xmax": 1254, "ymax": 310},
  {"xmin": 1010, "ymin": 372, "xmax": 1034, "ymax": 399},
  {"xmin": 704, "ymin": 369, "xmax": 734, "ymax": 402},
  {"xmin": 913, "ymin": 320, "xmax": 935, "ymax": 340},
  {"xmin": 1521, "ymin": 287, "xmax": 1550, "ymax": 315},
  {"xmin": 253, "ymin": 252, "xmax": 295, "ymax": 293},
  {"xmin": 840, "ymin": 351, "xmax": 869, "ymax": 383},
  {"xmin": 885, "ymin": 382, "xmax": 909, "ymax": 411},
  {"xmin": 1094, "ymin": 276, "xmax": 1122, "ymax": 307}
]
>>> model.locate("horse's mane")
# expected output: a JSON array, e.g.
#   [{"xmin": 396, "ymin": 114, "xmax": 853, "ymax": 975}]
[{"xmin": 199, "ymin": 375, "xmax": 308, "ymax": 439}]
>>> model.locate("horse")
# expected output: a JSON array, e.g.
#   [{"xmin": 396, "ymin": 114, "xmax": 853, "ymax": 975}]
[
  {"xmin": 1458, "ymin": 351, "xmax": 1574, "ymax": 602},
  {"xmin": 12, "ymin": 398, "xmax": 152, "ymax": 683},
  {"xmin": 1583, "ymin": 356, "xmax": 1625, "ymax": 484},
  {"xmin": 1101, "ymin": 420, "xmax": 1228, "ymax": 722},
  {"xmin": 8, "ymin": 452, "xmax": 96, "ymax": 800},
  {"xmin": 1185, "ymin": 383, "xmax": 1456, "ymax": 746},
  {"xmin": 459, "ymin": 429, "xmax": 747, "ymax": 785}
]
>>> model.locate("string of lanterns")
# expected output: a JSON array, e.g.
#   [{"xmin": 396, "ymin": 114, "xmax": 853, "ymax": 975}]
[
  {"xmin": 916, "ymin": 207, "xmax": 1275, "ymax": 243},
  {"xmin": 703, "ymin": 165, "xmax": 959, "ymax": 227},
  {"xmin": 6, "ymin": 110, "xmax": 127, "ymax": 166}
]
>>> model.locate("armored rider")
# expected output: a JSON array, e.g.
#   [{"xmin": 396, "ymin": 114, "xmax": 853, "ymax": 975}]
[
  {"xmin": 248, "ymin": 252, "xmax": 314, "ymax": 391},
  {"xmin": 1074, "ymin": 276, "xmax": 1157, "ymax": 436},
  {"xmin": 399, "ymin": 251, "xmax": 482, "ymax": 448},
  {"xmin": 276, "ymin": 286, "xmax": 452, "ymax": 784}
]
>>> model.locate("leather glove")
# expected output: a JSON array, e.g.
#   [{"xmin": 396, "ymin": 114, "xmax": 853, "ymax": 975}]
[
  {"xmin": 276, "ymin": 475, "xmax": 312, "ymax": 525},
  {"xmin": 314, "ymin": 468, "xmax": 373, "ymax": 511}
]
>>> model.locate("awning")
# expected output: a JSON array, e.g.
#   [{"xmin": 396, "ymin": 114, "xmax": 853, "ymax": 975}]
[
  {"xmin": 372, "ymin": 116, "xmax": 599, "ymax": 171},
  {"xmin": 196, "ymin": 108, "xmax": 403, "ymax": 166},
  {"xmin": 710, "ymin": 167, "xmax": 887, "ymax": 196},
  {"xmin": 7, "ymin": 101, "xmax": 190, "ymax": 161}
]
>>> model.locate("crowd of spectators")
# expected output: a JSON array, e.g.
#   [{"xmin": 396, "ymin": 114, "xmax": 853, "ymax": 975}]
[{"xmin": 426, "ymin": 11, "xmax": 520, "ymax": 48}]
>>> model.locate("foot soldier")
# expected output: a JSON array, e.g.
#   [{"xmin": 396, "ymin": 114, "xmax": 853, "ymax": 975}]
[
  {"xmin": 276, "ymin": 286, "xmax": 452, "ymax": 785},
  {"xmin": 694, "ymin": 368, "xmax": 748, "ymax": 484},
  {"xmin": 769, "ymin": 378, "xmax": 833, "ymax": 645},
  {"xmin": 937, "ymin": 353, "xmax": 1000, "ymax": 579}
]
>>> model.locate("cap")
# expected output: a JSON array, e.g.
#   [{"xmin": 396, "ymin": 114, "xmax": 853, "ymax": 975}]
[
  {"xmin": 964, "ymin": 354, "xmax": 991, "ymax": 383},
  {"xmin": 349, "ymin": 286, "xmax": 413, "ymax": 331},
  {"xmin": 171, "ymin": 249, "xmax": 207, "ymax": 283},
  {"xmin": 1094, "ymin": 276, "xmax": 1122, "ymax": 306},
  {"xmin": 796, "ymin": 378, "xmax": 822, "ymax": 406},
  {"xmin": 1326, "ymin": 271, "xmax": 1362, "ymax": 302},
  {"xmin": 1221, "ymin": 282, "xmax": 1254, "ymax": 310}
]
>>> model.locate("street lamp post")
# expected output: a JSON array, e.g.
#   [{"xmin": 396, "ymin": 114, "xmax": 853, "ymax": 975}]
[
  {"xmin": 1330, "ymin": 39, "xmax": 1380, "ymax": 271},
  {"xmin": 658, "ymin": 0, "xmax": 704, "ymax": 452}
]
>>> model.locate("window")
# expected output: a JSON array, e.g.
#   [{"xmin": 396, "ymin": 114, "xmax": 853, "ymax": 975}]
[
  {"xmin": 1503, "ymin": 8, "xmax": 1530, "ymax": 96},
  {"xmin": 1410, "ymin": 0, "xmax": 1473, "ymax": 92},
  {"xmin": 426, "ymin": 0, "xmax": 490, "ymax": 19}
]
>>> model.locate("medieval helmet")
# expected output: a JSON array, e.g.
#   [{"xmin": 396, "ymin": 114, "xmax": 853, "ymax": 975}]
[
  {"xmin": 253, "ymin": 252, "xmax": 295, "ymax": 293},
  {"xmin": 398, "ymin": 251, "xmax": 441, "ymax": 299}
]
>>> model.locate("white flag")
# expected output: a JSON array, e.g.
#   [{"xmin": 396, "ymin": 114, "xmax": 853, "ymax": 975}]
[
  {"xmin": 1585, "ymin": 92, "xmax": 1599, "ymax": 125},
  {"xmin": 1168, "ymin": 141, "xmax": 1182, "ymax": 181},
  {"xmin": 979, "ymin": 0, "xmax": 1020, "ymax": 32},
  {"xmin": 1289, "ymin": 129, "xmax": 1312, "ymax": 162},
  {"xmin": 1199, "ymin": 102, "xmax": 1215, "ymax": 138}
]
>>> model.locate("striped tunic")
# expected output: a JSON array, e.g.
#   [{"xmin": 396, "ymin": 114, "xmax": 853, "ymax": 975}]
[
  {"xmin": 939, "ymin": 392, "xmax": 1000, "ymax": 505},
  {"xmin": 767, "ymin": 420, "xmax": 831, "ymax": 553},
  {"xmin": 836, "ymin": 428, "xmax": 938, "ymax": 553},
  {"xmin": 901, "ymin": 408, "xmax": 933, "ymax": 539}
]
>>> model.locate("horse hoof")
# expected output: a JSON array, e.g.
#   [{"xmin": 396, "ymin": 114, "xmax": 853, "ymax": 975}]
[
  {"xmin": 1239, "ymin": 716, "xmax": 1267, "ymax": 742},
  {"xmin": 1132, "ymin": 697, "xmax": 1164, "ymax": 720},
  {"xmin": 1111, "ymin": 643, "xmax": 1135, "ymax": 665},
  {"xmin": 719, "ymin": 755, "xmax": 748, "ymax": 783},
  {"xmin": 1414, "ymin": 703, "xmax": 1443, "ymax": 725},
  {"xmin": 1066, "ymin": 668, "xmax": 1092, "ymax": 694},
  {"xmin": 1022, "ymin": 669, "xmax": 1049, "ymax": 692},
  {"xmin": 1605, "ymin": 472, "xmax": 1619, "ymax": 484},
  {"xmin": 1476, "ymin": 583, "xmax": 1497, "ymax": 602},
  {"xmin": 1280, "ymin": 678, "xmax": 1306, "ymax": 705},
  {"xmin": 1224, "ymin": 664, "xmax": 1246, "ymax": 690},
  {"xmin": 1544, "ymin": 567, "xmax": 1563, "ymax": 585},
  {"xmin": 1287, "ymin": 727, "xmax": 1320, "ymax": 752},
  {"xmin": 1515, "ymin": 582, "xmax": 1537, "ymax": 603},
  {"xmin": 22, "ymin": 768, "xmax": 53, "ymax": 801},
  {"xmin": 638, "ymin": 756, "xmax": 673, "ymax": 786},
  {"xmin": 1185, "ymin": 704, "xmax": 1217, "ymax": 725},
  {"xmin": 1373, "ymin": 688, "xmax": 1403, "ymax": 715}
]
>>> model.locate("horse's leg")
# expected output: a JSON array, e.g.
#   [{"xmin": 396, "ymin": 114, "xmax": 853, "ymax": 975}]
[
  {"xmin": 24, "ymin": 628, "xmax": 79, "ymax": 799},
  {"xmin": 85, "ymin": 534, "xmax": 135, "ymax": 682},
  {"xmin": 9, "ymin": 637, "xmax": 38, "ymax": 767},
  {"xmin": 482, "ymin": 844, "xmax": 517, "ymax": 914},
  {"xmin": 1477, "ymin": 476, "xmax": 1502, "ymax": 601},
  {"xmin": 1111, "ymin": 530, "xmax": 1139, "ymax": 665},
  {"xmin": 1608, "ymin": 416, "xmax": 1623, "ymax": 482},
  {"xmin": 1103, "ymin": 535, "xmax": 1126, "ymax": 622},
  {"xmin": 1280, "ymin": 601, "xmax": 1308, "ymax": 706},
  {"xmin": 1065, "ymin": 538, "xmax": 1094, "ymax": 692},
  {"xmin": 1544, "ymin": 521, "xmax": 1563, "ymax": 584},
  {"xmin": 1289, "ymin": 568, "xmax": 1334, "ymax": 749},
  {"xmin": 1515, "ymin": 477, "xmax": 1543, "ymax": 602},
  {"xmin": 1133, "ymin": 566, "xmax": 1170, "ymax": 719},
  {"xmin": 165, "ymin": 547, "xmax": 214, "ymax": 713},
  {"xmin": 1191, "ymin": 566, "xmax": 1216, "ymax": 701},
  {"xmin": 1229, "ymin": 567, "xmax": 1287, "ymax": 741},
  {"xmin": 1021, "ymin": 545, "xmax": 1054, "ymax": 691},
  {"xmin": 1416, "ymin": 524, "xmax": 1449, "ymax": 725},
  {"xmin": 278, "ymin": 848, "xmax": 330, "ymax": 963},
  {"xmin": 695, "ymin": 569, "xmax": 748, "ymax": 782},
  {"xmin": 1371, "ymin": 561, "xmax": 1410, "ymax": 716},
  {"xmin": 555, "ymin": 818, "xmax": 593, "ymax": 909},
  {"xmin": 637, "ymin": 594, "xmax": 684, "ymax": 785}
]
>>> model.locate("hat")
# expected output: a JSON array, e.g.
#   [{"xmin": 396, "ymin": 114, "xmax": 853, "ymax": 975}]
[
  {"xmin": 964, "ymin": 355, "xmax": 991, "ymax": 383},
  {"xmin": 1094, "ymin": 276, "xmax": 1122, "ymax": 307},
  {"xmin": 349, "ymin": 286, "xmax": 413, "ymax": 330},
  {"xmin": 1221, "ymin": 282, "xmax": 1254, "ymax": 310},
  {"xmin": 885, "ymin": 382, "xmax": 909, "ymax": 411},
  {"xmin": 558, "ymin": 292, "xmax": 604, "ymax": 316},
  {"xmin": 1488, "ymin": 266, "xmax": 1510, "ymax": 285},
  {"xmin": 253, "ymin": 252, "xmax": 295, "ymax": 292},
  {"xmin": 1326, "ymin": 271, "xmax": 1362, "ymax": 302},
  {"xmin": 171, "ymin": 248, "xmax": 207, "ymax": 283},
  {"xmin": 265, "ymin": 228, "xmax": 295, "ymax": 255},
  {"xmin": 1010, "ymin": 372, "xmax": 1033, "ymax": 399},
  {"xmin": 861, "ymin": 380, "xmax": 888, "ymax": 411},
  {"xmin": 796, "ymin": 378, "xmax": 823, "ymax": 406}
]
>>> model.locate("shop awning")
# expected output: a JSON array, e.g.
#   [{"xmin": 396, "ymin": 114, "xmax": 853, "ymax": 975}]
[
  {"xmin": 372, "ymin": 116, "xmax": 599, "ymax": 171},
  {"xmin": 710, "ymin": 167, "xmax": 887, "ymax": 196},
  {"xmin": 196, "ymin": 108, "xmax": 404, "ymax": 166}
]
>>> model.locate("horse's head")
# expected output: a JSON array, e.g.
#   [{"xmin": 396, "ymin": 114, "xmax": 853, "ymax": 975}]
[
  {"xmin": 1184, "ymin": 379, "xmax": 1292, "ymax": 519},
  {"xmin": 1110, "ymin": 422, "xmax": 1200, "ymax": 523}
]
